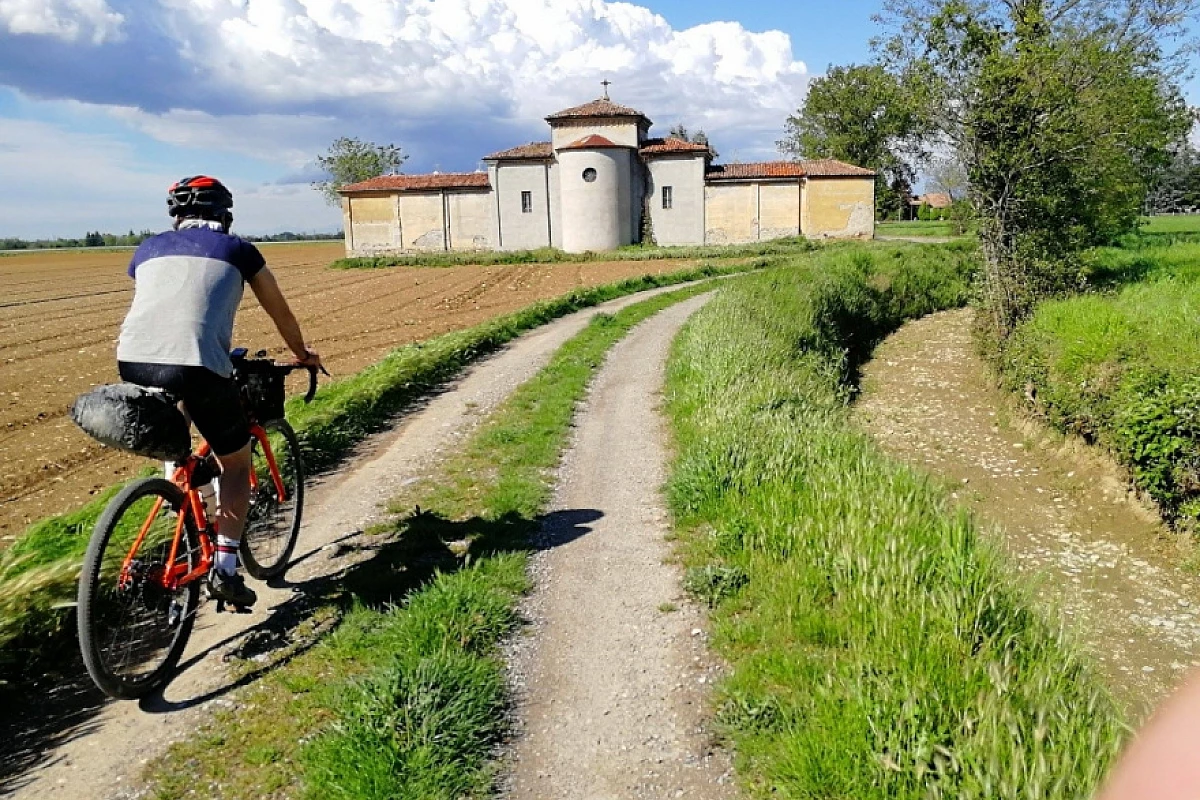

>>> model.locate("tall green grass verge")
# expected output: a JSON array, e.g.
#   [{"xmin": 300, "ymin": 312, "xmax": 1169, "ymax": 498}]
[
  {"xmin": 1001, "ymin": 262, "xmax": 1200, "ymax": 521},
  {"xmin": 140, "ymin": 283, "xmax": 716, "ymax": 800},
  {"xmin": 665, "ymin": 245, "xmax": 1124, "ymax": 797},
  {"xmin": 332, "ymin": 238, "xmax": 815, "ymax": 269},
  {"xmin": 0, "ymin": 261, "xmax": 758, "ymax": 691}
]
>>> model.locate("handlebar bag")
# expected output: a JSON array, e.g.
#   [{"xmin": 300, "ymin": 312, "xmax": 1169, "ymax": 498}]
[
  {"xmin": 234, "ymin": 360, "xmax": 286, "ymax": 421},
  {"xmin": 70, "ymin": 383, "xmax": 191, "ymax": 461}
]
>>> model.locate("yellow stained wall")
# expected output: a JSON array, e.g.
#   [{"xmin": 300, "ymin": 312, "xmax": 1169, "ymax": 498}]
[
  {"xmin": 704, "ymin": 184, "xmax": 756, "ymax": 244},
  {"xmin": 447, "ymin": 192, "xmax": 493, "ymax": 250},
  {"xmin": 348, "ymin": 195, "xmax": 397, "ymax": 250},
  {"xmin": 802, "ymin": 177, "xmax": 875, "ymax": 239},
  {"xmin": 759, "ymin": 184, "xmax": 801, "ymax": 239},
  {"xmin": 398, "ymin": 193, "xmax": 446, "ymax": 250}
]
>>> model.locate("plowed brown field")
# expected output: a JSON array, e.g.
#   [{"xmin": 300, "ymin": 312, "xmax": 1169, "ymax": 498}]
[{"xmin": 0, "ymin": 243, "xmax": 696, "ymax": 543}]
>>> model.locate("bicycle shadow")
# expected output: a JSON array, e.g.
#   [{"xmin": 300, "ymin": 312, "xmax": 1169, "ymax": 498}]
[
  {"xmin": 138, "ymin": 505, "xmax": 603, "ymax": 712},
  {"xmin": 0, "ymin": 505, "xmax": 601, "ymax": 788}
]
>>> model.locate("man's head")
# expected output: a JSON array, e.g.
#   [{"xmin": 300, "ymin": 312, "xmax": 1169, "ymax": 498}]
[{"xmin": 167, "ymin": 176, "xmax": 234, "ymax": 231}]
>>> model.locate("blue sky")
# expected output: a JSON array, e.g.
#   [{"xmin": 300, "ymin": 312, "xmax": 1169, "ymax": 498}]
[{"xmin": 0, "ymin": 0, "xmax": 1194, "ymax": 239}]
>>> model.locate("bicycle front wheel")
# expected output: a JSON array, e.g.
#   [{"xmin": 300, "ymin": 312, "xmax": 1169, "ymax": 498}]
[
  {"xmin": 241, "ymin": 419, "xmax": 304, "ymax": 579},
  {"xmin": 77, "ymin": 478, "xmax": 201, "ymax": 700}
]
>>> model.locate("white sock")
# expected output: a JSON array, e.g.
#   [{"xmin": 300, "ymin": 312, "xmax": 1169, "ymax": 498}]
[
  {"xmin": 163, "ymin": 460, "xmax": 176, "ymax": 479},
  {"xmin": 215, "ymin": 535, "xmax": 239, "ymax": 575}
]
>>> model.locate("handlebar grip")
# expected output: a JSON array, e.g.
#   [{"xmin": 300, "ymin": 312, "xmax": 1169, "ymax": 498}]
[{"xmin": 304, "ymin": 366, "xmax": 318, "ymax": 404}]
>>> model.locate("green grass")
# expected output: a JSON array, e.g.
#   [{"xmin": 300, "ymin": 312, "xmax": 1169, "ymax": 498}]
[
  {"xmin": 1139, "ymin": 214, "xmax": 1200, "ymax": 235},
  {"xmin": 140, "ymin": 283, "xmax": 717, "ymax": 800},
  {"xmin": 331, "ymin": 238, "xmax": 816, "ymax": 269},
  {"xmin": 876, "ymin": 220, "xmax": 965, "ymax": 238},
  {"xmin": 1001, "ymin": 244, "xmax": 1200, "ymax": 520},
  {"xmin": 0, "ymin": 260, "xmax": 762, "ymax": 690},
  {"xmin": 664, "ymin": 243, "xmax": 1125, "ymax": 797}
]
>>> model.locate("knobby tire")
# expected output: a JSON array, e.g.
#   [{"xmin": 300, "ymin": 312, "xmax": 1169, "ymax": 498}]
[
  {"xmin": 240, "ymin": 418, "xmax": 304, "ymax": 580},
  {"xmin": 77, "ymin": 478, "xmax": 200, "ymax": 700}
]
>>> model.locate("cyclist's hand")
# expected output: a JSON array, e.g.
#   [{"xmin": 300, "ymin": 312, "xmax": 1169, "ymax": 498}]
[{"xmin": 294, "ymin": 348, "xmax": 323, "ymax": 370}]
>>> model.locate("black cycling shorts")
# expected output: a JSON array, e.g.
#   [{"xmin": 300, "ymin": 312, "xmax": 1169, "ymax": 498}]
[{"xmin": 118, "ymin": 362, "xmax": 251, "ymax": 456}]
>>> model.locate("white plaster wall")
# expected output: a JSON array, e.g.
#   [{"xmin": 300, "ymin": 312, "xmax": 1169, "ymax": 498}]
[
  {"xmin": 646, "ymin": 156, "xmax": 706, "ymax": 246},
  {"xmin": 558, "ymin": 148, "xmax": 628, "ymax": 253},
  {"xmin": 548, "ymin": 161, "xmax": 563, "ymax": 249},
  {"xmin": 550, "ymin": 119, "xmax": 641, "ymax": 149},
  {"xmin": 495, "ymin": 162, "xmax": 552, "ymax": 250}
]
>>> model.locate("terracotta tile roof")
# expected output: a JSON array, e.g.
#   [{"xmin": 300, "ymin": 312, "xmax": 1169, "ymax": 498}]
[
  {"xmin": 912, "ymin": 192, "xmax": 953, "ymax": 208},
  {"xmin": 639, "ymin": 137, "xmax": 711, "ymax": 157},
  {"xmin": 705, "ymin": 162, "xmax": 807, "ymax": 180},
  {"xmin": 558, "ymin": 134, "xmax": 629, "ymax": 151},
  {"xmin": 546, "ymin": 98, "xmax": 651, "ymax": 125},
  {"xmin": 705, "ymin": 159, "xmax": 876, "ymax": 181},
  {"xmin": 483, "ymin": 141, "xmax": 554, "ymax": 160},
  {"xmin": 800, "ymin": 158, "xmax": 876, "ymax": 177},
  {"xmin": 339, "ymin": 172, "xmax": 490, "ymax": 193}
]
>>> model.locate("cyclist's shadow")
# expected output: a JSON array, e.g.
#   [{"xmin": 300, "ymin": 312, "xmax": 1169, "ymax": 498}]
[{"xmin": 137, "ymin": 506, "xmax": 603, "ymax": 713}]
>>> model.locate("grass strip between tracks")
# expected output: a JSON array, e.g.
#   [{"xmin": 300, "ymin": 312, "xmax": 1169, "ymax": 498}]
[
  {"xmin": 0, "ymin": 260, "xmax": 760, "ymax": 690},
  {"xmin": 139, "ymin": 282, "xmax": 717, "ymax": 800},
  {"xmin": 664, "ymin": 245, "xmax": 1126, "ymax": 797}
]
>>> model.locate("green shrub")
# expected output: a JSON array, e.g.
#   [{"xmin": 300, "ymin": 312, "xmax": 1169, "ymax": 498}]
[{"xmin": 1001, "ymin": 254, "xmax": 1200, "ymax": 519}]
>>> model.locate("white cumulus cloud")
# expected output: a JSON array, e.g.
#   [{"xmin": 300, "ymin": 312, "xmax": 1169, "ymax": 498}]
[
  {"xmin": 145, "ymin": 0, "xmax": 808, "ymax": 160},
  {"xmin": 0, "ymin": 0, "xmax": 124, "ymax": 44}
]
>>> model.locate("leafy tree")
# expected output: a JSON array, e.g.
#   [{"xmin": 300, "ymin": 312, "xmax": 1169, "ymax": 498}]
[
  {"xmin": 877, "ymin": 0, "xmax": 1195, "ymax": 339},
  {"xmin": 1145, "ymin": 139, "xmax": 1200, "ymax": 214},
  {"xmin": 312, "ymin": 137, "xmax": 407, "ymax": 207},
  {"xmin": 778, "ymin": 63, "xmax": 931, "ymax": 219}
]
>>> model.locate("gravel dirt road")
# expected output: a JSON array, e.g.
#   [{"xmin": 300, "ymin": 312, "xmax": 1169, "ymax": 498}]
[
  {"xmin": 503, "ymin": 294, "xmax": 737, "ymax": 800},
  {"xmin": 3, "ymin": 281, "xmax": 715, "ymax": 800},
  {"xmin": 856, "ymin": 307, "xmax": 1200, "ymax": 722}
]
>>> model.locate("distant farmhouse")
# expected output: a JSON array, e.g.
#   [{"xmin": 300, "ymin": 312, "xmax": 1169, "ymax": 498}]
[{"xmin": 338, "ymin": 94, "xmax": 876, "ymax": 256}]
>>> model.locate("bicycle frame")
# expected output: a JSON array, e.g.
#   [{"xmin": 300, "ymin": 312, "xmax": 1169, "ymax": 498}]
[{"xmin": 116, "ymin": 423, "xmax": 286, "ymax": 594}]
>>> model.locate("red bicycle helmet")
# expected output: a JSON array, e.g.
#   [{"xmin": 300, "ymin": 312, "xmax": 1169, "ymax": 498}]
[{"xmin": 167, "ymin": 175, "xmax": 234, "ymax": 220}]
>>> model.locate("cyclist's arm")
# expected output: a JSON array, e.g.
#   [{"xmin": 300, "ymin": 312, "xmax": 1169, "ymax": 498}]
[{"xmin": 248, "ymin": 267, "xmax": 319, "ymax": 365}]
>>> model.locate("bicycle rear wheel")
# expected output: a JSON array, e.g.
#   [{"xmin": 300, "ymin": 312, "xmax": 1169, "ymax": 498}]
[
  {"xmin": 241, "ymin": 419, "xmax": 304, "ymax": 579},
  {"xmin": 77, "ymin": 478, "xmax": 201, "ymax": 700}
]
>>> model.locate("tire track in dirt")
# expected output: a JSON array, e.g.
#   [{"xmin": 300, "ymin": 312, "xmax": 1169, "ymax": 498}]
[
  {"xmin": 503, "ymin": 294, "xmax": 737, "ymax": 800},
  {"xmin": 3, "ymin": 282, "xmax": 715, "ymax": 800},
  {"xmin": 855, "ymin": 307, "xmax": 1200, "ymax": 722}
]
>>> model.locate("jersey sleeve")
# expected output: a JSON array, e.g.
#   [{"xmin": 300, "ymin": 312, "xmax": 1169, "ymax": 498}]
[{"xmin": 231, "ymin": 239, "xmax": 266, "ymax": 281}]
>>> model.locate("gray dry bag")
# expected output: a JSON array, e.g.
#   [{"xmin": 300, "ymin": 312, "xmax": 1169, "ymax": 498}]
[{"xmin": 70, "ymin": 383, "xmax": 191, "ymax": 461}]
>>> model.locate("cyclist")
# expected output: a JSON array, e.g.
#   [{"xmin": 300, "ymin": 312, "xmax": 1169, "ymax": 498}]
[{"xmin": 116, "ymin": 175, "xmax": 322, "ymax": 608}]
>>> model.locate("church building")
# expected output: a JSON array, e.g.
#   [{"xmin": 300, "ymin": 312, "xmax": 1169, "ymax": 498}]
[{"xmin": 338, "ymin": 95, "xmax": 876, "ymax": 256}]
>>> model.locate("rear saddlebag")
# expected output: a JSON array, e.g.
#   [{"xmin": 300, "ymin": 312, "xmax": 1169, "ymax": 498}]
[{"xmin": 70, "ymin": 383, "xmax": 191, "ymax": 461}]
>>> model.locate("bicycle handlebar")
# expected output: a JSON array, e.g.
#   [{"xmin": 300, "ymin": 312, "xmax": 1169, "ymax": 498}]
[
  {"xmin": 231, "ymin": 348, "xmax": 329, "ymax": 404},
  {"xmin": 275, "ymin": 362, "xmax": 330, "ymax": 404}
]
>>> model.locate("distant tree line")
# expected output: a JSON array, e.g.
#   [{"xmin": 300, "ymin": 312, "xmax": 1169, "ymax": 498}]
[{"xmin": 1, "ymin": 229, "xmax": 343, "ymax": 250}]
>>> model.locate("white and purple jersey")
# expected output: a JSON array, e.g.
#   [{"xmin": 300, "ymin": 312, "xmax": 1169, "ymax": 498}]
[{"xmin": 117, "ymin": 227, "xmax": 265, "ymax": 378}]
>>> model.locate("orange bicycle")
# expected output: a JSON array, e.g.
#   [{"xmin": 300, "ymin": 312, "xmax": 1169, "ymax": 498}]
[{"xmin": 74, "ymin": 350, "xmax": 323, "ymax": 699}]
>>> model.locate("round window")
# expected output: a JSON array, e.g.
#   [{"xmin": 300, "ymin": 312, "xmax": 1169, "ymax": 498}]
[{"xmin": 582, "ymin": 168, "xmax": 598, "ymax": 183}]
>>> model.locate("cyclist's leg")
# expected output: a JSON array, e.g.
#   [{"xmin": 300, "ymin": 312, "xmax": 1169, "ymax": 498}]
[
  {"xmin": 212, "ymin": 442, "xmax": 251, "ymax": 542},
  {"xmin": 181, "ymin": 368, "xmax": 257, "ymax": 606}
]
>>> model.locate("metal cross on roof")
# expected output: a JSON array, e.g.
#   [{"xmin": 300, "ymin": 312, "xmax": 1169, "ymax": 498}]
[{"xmin": 601, "ymin": 79, "xmax": 611, "ymax": 100}]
